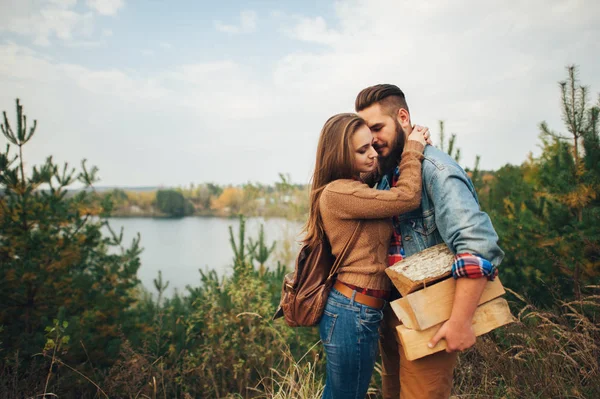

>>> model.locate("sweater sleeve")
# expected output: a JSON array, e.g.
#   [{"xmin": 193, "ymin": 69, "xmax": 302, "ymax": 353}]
[{"xmin": 320, "ymin": 141, "xmax": 424, "ymax": 220}]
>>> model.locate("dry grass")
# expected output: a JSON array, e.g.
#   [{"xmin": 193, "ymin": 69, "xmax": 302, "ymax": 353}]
[
  {"xmin": 452, "ymin": 286, "xmax": 600, "ymax": 398},
  {"xmin": 250, "ymin": 341, "xmax": 324, "ymax": 399},
  {"xmin": 3, "ymin": 288, "xmax": 598, "ymax": 398}
]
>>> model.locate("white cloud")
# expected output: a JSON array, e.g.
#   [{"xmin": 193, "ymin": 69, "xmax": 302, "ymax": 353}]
[
  {"xmin": 86, "ymin": 0, "xmax": 125, "ymax": 16},
  {"xmin": 166, "ymin": 61, "xmax": 239, "ymax": 83},
  {"xmin": 0, "ymin": 42, "xmax": 59, "ymax": 84},
  {"xmin": 1, "ymin": 43, "xmax": 269, "ymax": 121},
  {"xmin": 0, "ymin": 41, "xmax": 284, "ymax": 186},
  {"xmin": 285, "ymin": 16, "xmax": 341, "ymax": 46},
  {"xmin": 64, "ymin": 39, "xmax": 104, "ymax": 48},
  {"xmin": 48, "ymin": 0, "xmax": 78, "ymax": 7},
  {"xmin": 0, "ymin": 0, "xmax": 125, "ymax": 47},
  {"xmin": 214, "ymin": 10, "xmax": 257, "ymax": 34},
  {"xmin": 272, "ymin": 0, "xmax": 600, "ymax": 170},
  {"xmin": 162, "ymin": 61, "xmax": 277, "ymax": 119},
  {"xmin": 0, "ymin": 1, "xmax": 95, "ymax": 47},
  {"xmin": 57, "ymin": 65, "xmax": 169, "ymax": 102}
]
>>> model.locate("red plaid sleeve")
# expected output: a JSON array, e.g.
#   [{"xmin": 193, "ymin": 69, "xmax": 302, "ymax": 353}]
[{"xmin": 452, "ymin": 253, "xmax": 498, "ymax": 280}]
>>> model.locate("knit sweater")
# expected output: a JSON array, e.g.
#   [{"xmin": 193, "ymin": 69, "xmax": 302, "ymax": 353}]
[{"xmin": 319, "ymin": 140, "xmax": 425, "ymax": 290}]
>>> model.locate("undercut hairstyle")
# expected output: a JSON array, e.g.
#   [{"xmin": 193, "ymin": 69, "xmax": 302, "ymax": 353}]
[{"xmin": 355, "ymin": 84, "xmax": 410, "ymax": 116}]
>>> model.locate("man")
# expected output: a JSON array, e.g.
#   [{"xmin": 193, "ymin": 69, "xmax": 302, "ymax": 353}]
[{"xmin": 356, "ymin": 84, "xmax": 504, "ymax": 399}]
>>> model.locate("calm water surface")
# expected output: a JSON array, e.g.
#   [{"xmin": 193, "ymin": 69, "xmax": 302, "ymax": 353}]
[{"xmin": 105, "ymin": 217, "xmax": 303, "ymax": 298}]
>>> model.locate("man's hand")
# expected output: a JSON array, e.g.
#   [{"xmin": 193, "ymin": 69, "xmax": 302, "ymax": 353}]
[
  {"xmin": 428, "ymin": 317, "xmax": 476, "ymax": 352},
  {"xmin": 427, "ymin": 277, "xmax": 487, "ymax": 352}
]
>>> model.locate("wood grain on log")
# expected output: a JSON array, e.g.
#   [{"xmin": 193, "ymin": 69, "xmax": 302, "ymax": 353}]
[
  {"xmin": 396, "ymin": 297, "xmax": 515, "ymax": 361},
  {"xmin": 390, "ymin": 277, "xmax": 506, "ymax": 330},
  {"xmin": 385, "ymin": 243, "xmax": 454, "ymax": 296}
]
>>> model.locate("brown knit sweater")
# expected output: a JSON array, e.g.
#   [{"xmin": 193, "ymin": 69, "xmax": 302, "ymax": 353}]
[{"xmin": 319, "ymin": 140, "xmax": 425, "ymax": 290}]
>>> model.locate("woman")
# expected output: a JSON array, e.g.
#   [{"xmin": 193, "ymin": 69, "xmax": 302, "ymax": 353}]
[{"xmin": 303, "ymin": 113, "xmax": 427, "ymax": 399}]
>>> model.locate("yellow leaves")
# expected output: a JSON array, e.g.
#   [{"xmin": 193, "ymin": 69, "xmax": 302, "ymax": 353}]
[
  {"xmin": 482, "ymin": 173, "xmax": 495, "ymax": 184},
  {"xmin": 581, "ymin": 258, "xmax": 600, "ymax": 278},
  {"xmin": 574, "ymin": 161, "xmax": 587, "ymax": 179},
  {"xmin": 535, "ymin": 183, "xmax": 598, "ymax": 213},
  {"xmin": 141, "ymin": 324, "xmax": 154, "ymax": 334},
  {"xmin": 523, "ymin": 266, "xmax": 544, "ymax": 280},
  {"xmin": 108, "ymin": 273, "xmax": 118, "ymax": 284},
  {"xmin": 522, "ymin": 155, "xmax": 540, "ymax": 185},
  {"xmin": 211, "ymin": 187, "xmax": 244, "ymax": 215},
  {"xmin": 22, "ymin": 272, "xmax": 37, "ymax": 282},
  {"xmin": 95, "ymin": 310, "xmax": 108, "ymax": 320},
  {"xmin": 48, "ymin": 249, "xmax": 81, "ymax": 271},
  {"xmin": 538, "ymin": 237, "xmax": 562, "ymax": 248},
  {"xmin": 52, "ymin": 279, "xmax": 72, "ymax": 292},
  {"xmin": 503, "ymin": 198, "xmax": 516, "ymax": 220},
  {"xmin": 10, "ymin": 209, "xmax": 20, "ymax": 223},
  {"xmin": 535, "ymin": 191, "xmax": 556, "ymax": 201},
  {"xmin": 126, "ymin": 191, "xmax": 156, "ymax": 209},
  {"xmin": 97, "ymin": 324, "xmax": 117, "ymax": 337},
  {"xmin": 559, "ymin": 184, "xmax": 597, "ymax": 209},
  {"xmin": 5, "ymin": 269, "xmax": 16, "ymax": 281},
  {"xmin": 77, "ymin": 203, "xmax": 103, "ymax": 216}
]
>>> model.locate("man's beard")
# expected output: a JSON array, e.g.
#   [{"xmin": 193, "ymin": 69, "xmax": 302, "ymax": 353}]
[{"xmin": 379, "ymin": 119, "xmax": 406, "ymax": 175}]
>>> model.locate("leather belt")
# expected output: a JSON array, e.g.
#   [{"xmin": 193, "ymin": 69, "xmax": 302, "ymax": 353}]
[{"xmin": 333, "ymin": 281, "xmax": 386, "ymax": 309}]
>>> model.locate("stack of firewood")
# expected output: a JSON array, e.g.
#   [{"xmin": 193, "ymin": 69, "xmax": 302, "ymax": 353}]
[{"xmin": 385, "ymin": 244, "xmax": 515, "ymax": 361}]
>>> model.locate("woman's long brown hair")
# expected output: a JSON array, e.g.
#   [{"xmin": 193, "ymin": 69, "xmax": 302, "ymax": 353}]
[{"xmin": 303, "ymin": 113, "xmax": 366, "ymax": 248}]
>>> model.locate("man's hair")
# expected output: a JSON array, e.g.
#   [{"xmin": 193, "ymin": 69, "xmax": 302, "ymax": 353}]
[{"xmin": 355, "ymin": 84, "xmax": 409, "ymax": 116}]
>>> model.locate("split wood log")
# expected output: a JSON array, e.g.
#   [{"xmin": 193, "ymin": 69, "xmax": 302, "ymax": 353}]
[
  {"xmin": 385, "ymin": 243, "xmax": 454, "ymax": 296},
  {"xmin": 390, "ymin": 277, "xmax": 506, "ymax": 330},
  {"xmin": 396, "ymin": 297, "xmax": 515, "ymax": 361}
]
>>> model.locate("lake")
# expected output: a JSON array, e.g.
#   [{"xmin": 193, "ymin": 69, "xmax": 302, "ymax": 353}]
[{"xmin": 105, "ymin": 217, "xmax": 304, "ymax": 298}]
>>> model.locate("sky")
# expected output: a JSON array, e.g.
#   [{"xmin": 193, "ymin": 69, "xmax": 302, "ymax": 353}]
[{"xmin": 1, "ymin": 0, "xmax": 599, "ymax": 187}]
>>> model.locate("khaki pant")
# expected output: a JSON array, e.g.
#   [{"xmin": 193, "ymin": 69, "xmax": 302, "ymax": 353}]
[{"xmin": 380, "ymin": 304, "xmax": 458, "ymax": 399}]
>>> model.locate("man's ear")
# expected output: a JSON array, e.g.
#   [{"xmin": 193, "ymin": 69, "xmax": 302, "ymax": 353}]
[{"xmin": 396, "ymin": 108, "xmax": 411, "ymax": 131}]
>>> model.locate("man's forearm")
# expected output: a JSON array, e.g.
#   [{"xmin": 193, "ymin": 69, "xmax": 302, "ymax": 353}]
[
  {"xmin": 428, "ymin": 276, "xmax": 488, "ymax": 351},
  {"xmin": 448, "ymin": 277, "xmax": 487, "ymax": 324}
]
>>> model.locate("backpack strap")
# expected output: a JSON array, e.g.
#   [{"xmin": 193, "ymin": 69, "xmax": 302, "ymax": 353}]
[{"xmin": 327, "ymin": 221, "xmax": 362, "ymax": 280}]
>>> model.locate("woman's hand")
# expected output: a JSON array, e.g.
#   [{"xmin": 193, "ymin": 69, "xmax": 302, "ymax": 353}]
[{"xmin": 407, "ymin": 125, "xmax": 431, "ymax": 146}]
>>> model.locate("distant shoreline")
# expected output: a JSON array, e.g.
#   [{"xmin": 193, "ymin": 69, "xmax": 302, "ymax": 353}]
[{"xmin": 107, "ymin": 212, "xmax": 301, "ymax": 221}]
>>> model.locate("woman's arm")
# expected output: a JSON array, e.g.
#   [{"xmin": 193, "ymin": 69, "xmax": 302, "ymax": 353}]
[{"xmin": 321, "ymin": 140, "xmax": 425, "ymax": 219}]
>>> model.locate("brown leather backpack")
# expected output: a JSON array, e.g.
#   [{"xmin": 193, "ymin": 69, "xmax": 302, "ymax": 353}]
[{"xmin": 273, "ymin": 222, "xmax": 361, "ymax": 327}]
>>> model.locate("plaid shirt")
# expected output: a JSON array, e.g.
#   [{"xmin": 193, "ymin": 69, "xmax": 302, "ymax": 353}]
[{"xmin": 379, "ymin": 166, "xmax": 497, "ymax": 280}]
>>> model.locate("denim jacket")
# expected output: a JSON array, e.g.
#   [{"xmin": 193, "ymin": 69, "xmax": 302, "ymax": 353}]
[{"xmin": 379, "ymin": 145, "xmax": 505, "ymax": 267}]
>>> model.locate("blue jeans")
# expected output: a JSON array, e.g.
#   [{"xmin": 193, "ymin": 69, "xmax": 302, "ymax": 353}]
[{"xmin": 319, "ymin": 287, "xmax": 385, "ymax": 399}]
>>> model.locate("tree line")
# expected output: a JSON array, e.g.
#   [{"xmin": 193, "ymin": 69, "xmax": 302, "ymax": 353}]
[{"xmin": 106, "ymin": 174, "xmax": 308, "ymax": 220}]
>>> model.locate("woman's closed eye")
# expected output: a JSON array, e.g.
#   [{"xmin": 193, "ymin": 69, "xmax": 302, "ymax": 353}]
[{"xmin": 357, "ymin": 144, "xmax": 371, "ymax": 154}]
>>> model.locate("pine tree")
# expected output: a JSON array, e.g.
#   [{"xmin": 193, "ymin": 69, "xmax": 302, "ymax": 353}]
[
  {"xmin": 0, "ymin": 99, "xmax": 141, "ymax": 368},
  {"xmin": 438, "ymin": 120, "xmax": 461, "ymax": 163},
  {"xmin": 248, "ymin": 224, "xmax": 276, "ymax": 275},
  {"xmin": 537, "ymin": 66, "xmax": 600, "ymax": 299}
]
